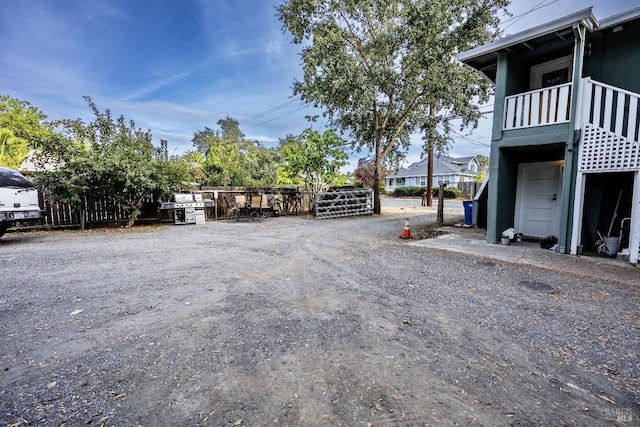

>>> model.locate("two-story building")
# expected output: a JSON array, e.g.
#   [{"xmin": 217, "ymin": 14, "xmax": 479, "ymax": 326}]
[{"xmin": 458, "ymin": 6, "xmax": 640, "ymax": 264}]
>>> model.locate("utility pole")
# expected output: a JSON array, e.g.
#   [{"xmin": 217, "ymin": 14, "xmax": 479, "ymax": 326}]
[{"xmin": 426, "ymin": 105, "xmax": 434, "ymax": 207}]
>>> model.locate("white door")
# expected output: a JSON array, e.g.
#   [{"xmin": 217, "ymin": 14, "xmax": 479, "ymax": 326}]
[{"xmin": 515, "ymin": 161, "xmax": 564, "ymax": 238}]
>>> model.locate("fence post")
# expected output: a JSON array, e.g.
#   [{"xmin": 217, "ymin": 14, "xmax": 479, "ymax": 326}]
[{"xmin": 437, "ymin": 183, "xmax": 445, "ymax": 224}]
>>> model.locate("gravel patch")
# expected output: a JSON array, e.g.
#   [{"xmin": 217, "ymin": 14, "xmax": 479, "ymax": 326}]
[{"xmin": 1, "ymin": 212, "xmax": 638, "ymax": 426}]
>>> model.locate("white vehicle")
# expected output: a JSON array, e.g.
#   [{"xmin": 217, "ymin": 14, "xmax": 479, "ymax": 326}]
[{"xmin": 0, "ymin": 166, "xmax": 42, "ymax": 238}]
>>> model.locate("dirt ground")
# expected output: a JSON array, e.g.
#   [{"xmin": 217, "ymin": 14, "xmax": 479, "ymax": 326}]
[{"xmin": 1, "ymin": 210, "xmax": 639, "ymax": 426}]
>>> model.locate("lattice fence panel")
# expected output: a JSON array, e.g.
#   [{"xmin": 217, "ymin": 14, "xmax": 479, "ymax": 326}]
[{"xmin": 580, "ymin": 124, "xmax": 640, "ymax": 172}]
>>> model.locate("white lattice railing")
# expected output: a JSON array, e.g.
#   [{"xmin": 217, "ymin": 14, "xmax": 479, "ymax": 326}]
[
  {"xmin": 579, "ymin": 78, "xmax": 640, "ymax": 172},
  {"xmin": 504, "ymin": 83, "xmax": 572, "ymax": 130}
]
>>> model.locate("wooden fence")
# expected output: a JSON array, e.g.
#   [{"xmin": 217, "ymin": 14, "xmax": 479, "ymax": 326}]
[
  {"xmin": 37, "ymin": 192, "xmax": 158, "ymax": 229},
  {"xmin": 18, "ymin": 187, "xmax": 314, "ymax": 230},
  {"xmin": 201, "ymin": 187, "xmax": 313, "ymax": 219},
  {"xmin": 456, "ymin": 181, "xmax": 480, "ymax": 199}
]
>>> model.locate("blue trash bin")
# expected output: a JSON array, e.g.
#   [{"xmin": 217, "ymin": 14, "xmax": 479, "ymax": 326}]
[{"xmin": 462, "ymin": 201, "xmax": 473, "ymax": 224}]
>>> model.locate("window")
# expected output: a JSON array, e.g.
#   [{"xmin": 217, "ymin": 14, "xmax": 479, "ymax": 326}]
[
  {"xmin": 436, "ymin": 175, "xmax": 451, "ymax": 185},
  {"xmin": 396, "ymin": 178, "xmax": 405, "ymax": 186},
  {"xmin": 530, "ymin": 55, "xmax": 573, "ymax": 90},
  {"xmin": 415, "ymin": 176, "xmax": 426, "ymax": 186}
]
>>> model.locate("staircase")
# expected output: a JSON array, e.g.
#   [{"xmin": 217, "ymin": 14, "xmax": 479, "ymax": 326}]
[
  {"xmin": 574, "ymin": 78, "xmax": 640, "ymax": 263},
  {"xmin": 579, "ymin": 78, "xmax": 640, "ymax": 172}
]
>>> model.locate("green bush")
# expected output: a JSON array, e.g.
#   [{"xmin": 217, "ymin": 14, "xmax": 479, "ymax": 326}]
[
  {"xmin": 433, "ymin": 186, "xmax": 461, "ymax": 199},
  {"xmin": 392, "ymin": 185, "xmax": 461, "ymax": 198},
  {"xmin": 392, "ymin": 186, "xmax": 424, "ymax": 197}
]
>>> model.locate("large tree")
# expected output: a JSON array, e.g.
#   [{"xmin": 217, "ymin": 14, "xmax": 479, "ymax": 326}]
[{"xmin": 277, "ymin": 0, "xmax": 507, "ymax": 213}]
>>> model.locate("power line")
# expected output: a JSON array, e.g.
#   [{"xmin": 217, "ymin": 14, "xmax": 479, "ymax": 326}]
[
  {"xmin": 242, "ymin": 104, "xmax": 311, "ymax": 131},
  {"xmin": 452, "ymin": 130, "xmax": 491, "ymax": 147},
  {"xmin": 502, "ymin": 0, "xmax": 559, "ymax": 32},
  {"xmin": 238, "ymin": 97, "xmax": 301, "ymax": 125},
  {"xmin": 436, "ymin": 124, "xmax": 491, "ymax": 147}
]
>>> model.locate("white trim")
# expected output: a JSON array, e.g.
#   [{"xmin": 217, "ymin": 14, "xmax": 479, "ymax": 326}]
[
  {"xmin": 530, "ymin": 55, "xmax": 573, "ymax": 90},
  {"xmin": 629, "ymin": 171, "xmax": 640, "ymax": 263},
  {"xmin": 570, "ymin": 171, "xmax": 586, "ymax": 255},
  {"xmin": 599, "ymin": 6, "xmax": 640, "ymax": 30},
  {"xmin": 457, "ymin": 8, "xmax": 596, "ymax": 63}
]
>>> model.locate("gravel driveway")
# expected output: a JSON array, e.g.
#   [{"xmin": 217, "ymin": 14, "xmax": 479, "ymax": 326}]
[{"xmin": 1, "ymin": 211, "xmax": 638, "ymax": 426}]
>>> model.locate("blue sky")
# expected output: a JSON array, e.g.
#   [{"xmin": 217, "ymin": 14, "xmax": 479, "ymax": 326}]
[{"xmin": 1, "ymin": 0, "xmax": 638, "ymax": 170}]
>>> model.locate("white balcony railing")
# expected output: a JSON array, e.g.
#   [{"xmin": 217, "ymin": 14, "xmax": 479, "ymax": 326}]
[
  {"xmin": 582, "ymin": 77, "xmax": 640, "ymax": 143},
  {"xmin": 504, "ymin": 82, "xmax": 572, "ymax": 130},
  {"xmin": 580, "ymin": 78, "xmax": 640, "ymax": 172}
]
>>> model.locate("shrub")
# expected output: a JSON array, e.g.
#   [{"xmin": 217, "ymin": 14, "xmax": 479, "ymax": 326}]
[
  {"xmin": 392, "ymin": 185, "xmax": 461, "ymax": 198},
  {"xmin": 392, "ymin": 186, "xmax": 424, "ymax": 197},
  {"xmin": 433, "ymin": 186, "xmax": 461, "ymax": 199}
]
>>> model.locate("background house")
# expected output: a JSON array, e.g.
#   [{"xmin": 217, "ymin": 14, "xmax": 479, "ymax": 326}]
[
  {"xmin": 385, "ymin": 156, "xmax": 478, "ymax": 193},
  {"xmin": 458, "ymin": 6, "xmax": 640, "ymax": 264}
]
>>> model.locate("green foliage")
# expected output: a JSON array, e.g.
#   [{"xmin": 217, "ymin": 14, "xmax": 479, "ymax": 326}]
[
  {"xmin": 154, "ymin": 157, "xmax": 196, "ymax": 198},
  {"xmin": 277, "ymin": 0, "xmax": 507, "ymax": 212},
  {"xmin": 433, "ymin": 186, "xmax": 462, "ymax": 199},
  {"xmin": 0, "ymin": 95, "xmax": 53, "ymax": 169},
  {"xmin": 280, "ymin": 128, "xmax": 348, "ymax": 194},
  {"xmin": 243, "ymin": 146, "xmax": 280, "ymax": 186},
  {"xmin": 275, "ymin": 134, "xmax": 303, "ymax": 185},
  {"xmin": 35, "ymin": 97, "xmax": 193, "ymax": 227},
  {"xmin": 192, "ymin": 117, "xmax": 280, "ymax": 187},
  {"xmin": 475, "ymin": 154, "xmax": 489, "ymax": 182},
  {"xmin": 392, "ymin": 186, "xmax": 425, "ymax": 197},
  {"xmin": 392, "ymin": 185, "xmax": 460, "ymax": 198}
]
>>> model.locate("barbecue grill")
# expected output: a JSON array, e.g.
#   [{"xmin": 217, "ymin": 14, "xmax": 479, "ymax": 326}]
[{"xmin": 161, "ymin": 193, "xmax": 205, "ymax": 225}]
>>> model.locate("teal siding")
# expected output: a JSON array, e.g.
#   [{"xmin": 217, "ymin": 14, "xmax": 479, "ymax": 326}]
[{"xmin": 584, "ymin": 24, "xmax": 640, "ymax": 93}]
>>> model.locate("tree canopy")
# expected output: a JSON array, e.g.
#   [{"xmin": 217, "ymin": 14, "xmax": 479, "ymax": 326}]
[
  {"xmin": 278, "ymin": 0, "xmax": 507, "ymax": 212},
  {"xmin": 0, "ymin": 95, "xmax": 53, "ymax": 169},
  {"xmin": 191, "ymin": 116, "xmax": 280, "ymax": 187},
  {"xmin": 280, "ymin": 128, "xmax": 349, "ymax": 195}
]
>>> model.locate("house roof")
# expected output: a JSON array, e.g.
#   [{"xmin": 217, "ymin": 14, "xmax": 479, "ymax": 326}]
[
  {"xmin": 457, "ymin": 8, "xmax": 596, "ymax": 65},
  {"xmin": 456, "ymin": 6, "xmax": 640, "ymax": 82},
  {"xmin": 387, "ymin": 156, "xmax": 477, "ymax": 179},
  {"xmin": 599, "ymin": 6, "xmax": 640, "ymax": 30}
]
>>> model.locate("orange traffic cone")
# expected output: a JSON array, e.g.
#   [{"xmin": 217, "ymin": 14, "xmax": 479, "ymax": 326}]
[{"xmin": 402, "ymin": 218, "xmax": 411, "ymax": 239}]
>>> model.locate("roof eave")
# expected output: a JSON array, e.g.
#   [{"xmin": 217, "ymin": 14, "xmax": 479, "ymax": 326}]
[
  {"xmin": 599, "ymin": 6, "xmax": 640, "ymax": 30},
  {"xmin": 457, "ymin": 7, "xmax": 596, "ymax": 64}
]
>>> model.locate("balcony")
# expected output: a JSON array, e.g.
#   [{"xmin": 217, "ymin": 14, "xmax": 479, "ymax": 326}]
[{"xmin": 504, "ymin": 83, "xmax": 572, "ymax": 130}]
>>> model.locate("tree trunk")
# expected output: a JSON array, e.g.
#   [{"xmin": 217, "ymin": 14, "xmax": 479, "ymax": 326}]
[
  {"xmin": 373, "ymin": 131, "xmax": 383, "ymax": 215},
  {"xmin": 127, "ymin": 208, "xmax": 139, "ymax": 227},
  {"xmin": 373, "ymin": 165, "xmax": 381, "ymax": 214},
  {"xmin": 427, "ymin": 146, "xmax": 433, "ymax": 207}
]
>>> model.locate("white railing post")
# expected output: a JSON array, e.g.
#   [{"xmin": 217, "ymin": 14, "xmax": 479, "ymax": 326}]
[
  {"xmin": 503, "ymin": 83, "xmax": 572, "ymax": 130},
  {"xmin": 580, "ymin": 77, "xmax": 592, "ymax": 128},
  {"xmin": 630, "ymin": 171, "xmax": 640, "ymax": 264}
]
